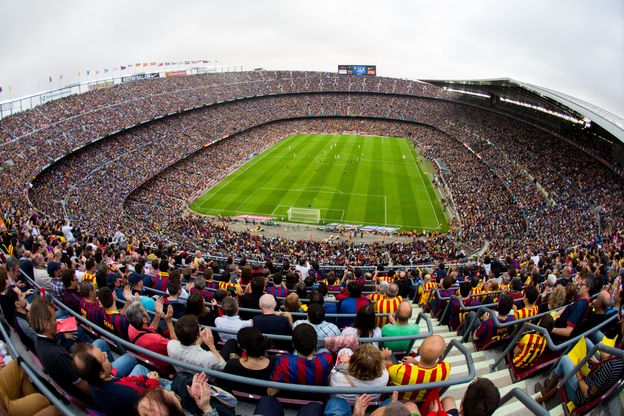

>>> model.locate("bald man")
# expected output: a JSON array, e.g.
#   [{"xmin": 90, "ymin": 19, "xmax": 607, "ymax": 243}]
[
  {"xmin": 576, "ymin": 290, "xmax": 617, "ymax": 343},
  {"xmin": 386, "ymin": 334, "xmax": 451, "ymax": 401},
  {"xmin": 252, "ymin": 294, "xmax": 292, "ymax": 351},
  {"xmin": 382, "ymin": 301, "xmax": 420, "ymax": 352}
]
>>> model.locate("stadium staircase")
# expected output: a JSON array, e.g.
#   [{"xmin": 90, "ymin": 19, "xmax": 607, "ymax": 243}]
[{"xmin": 411, "ymin": 303, "xmax": 548, "ymax": 416}]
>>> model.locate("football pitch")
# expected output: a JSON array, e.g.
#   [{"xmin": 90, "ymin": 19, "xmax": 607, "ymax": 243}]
[{"xmin": 189, "ymin": 134, "xmax": 448, "ymax": 231}]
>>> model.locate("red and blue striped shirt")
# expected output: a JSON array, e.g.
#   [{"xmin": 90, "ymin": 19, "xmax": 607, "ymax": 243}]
[
  {"xmin": 271, "ymin": 352, "xmax": 334, "ymax": 386},
  {"xmin": 104, "ymin": 311, "xmax": 130, "ymax": 340}
]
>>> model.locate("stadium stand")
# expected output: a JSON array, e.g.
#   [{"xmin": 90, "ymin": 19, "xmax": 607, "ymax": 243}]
[{"xmin": 0, "ymin": 70, "xmax": 623, "ymax": 415}]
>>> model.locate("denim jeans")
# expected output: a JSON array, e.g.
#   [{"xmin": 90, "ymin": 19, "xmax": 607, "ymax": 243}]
[
  {"xmin": 93, "ymin": 339, "xmax": 138, "ymax": 378},
  {"xmin": 552, "ymin": 338, "xmax": 596, "ymax": 399}
]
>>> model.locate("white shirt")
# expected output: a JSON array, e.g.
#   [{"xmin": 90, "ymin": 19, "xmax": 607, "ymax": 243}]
[
  {"xmin": 61, "ymin": 225, "xmax": 75, "ymax": 243},
  {"xmin": 214, "ymin": 315, "xmax": 252, "ymax": 341},
  {"xmin": 330, "ymin": 368, "xmax": 389, "ymax": 404},
  {"xmin": 295, "ymin": 263, "xmax": 311, "ymax": 281},
  {"xmin": 34, "ymin": 268, "xmax": 52, "ymax": 291},
  {"xmin": 341, "ymin": 327, "xmax": 382, "ymax": 348},
  {"xmin": 167, "ymin": 341, "xmax": 226, "ymax": 372}
]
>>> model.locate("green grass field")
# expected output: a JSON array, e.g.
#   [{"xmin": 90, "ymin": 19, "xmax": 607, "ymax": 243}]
[{"xmin": 189, "ymin": 134, "xmax": 448, "ymax": 231}]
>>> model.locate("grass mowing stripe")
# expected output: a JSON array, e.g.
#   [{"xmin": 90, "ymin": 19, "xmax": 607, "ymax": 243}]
[{"xmin": 190, "ymin": 134, "xmax": 448, "ymax": 231}]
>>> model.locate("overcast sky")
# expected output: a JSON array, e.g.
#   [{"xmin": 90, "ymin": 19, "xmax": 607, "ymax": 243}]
[{"xmin": 1, "ymin": 0, "xmax": 623, "ymax": 118}]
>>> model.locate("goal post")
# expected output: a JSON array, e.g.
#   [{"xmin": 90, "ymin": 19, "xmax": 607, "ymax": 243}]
[{"xmin": 287, "ymin": 207, "xmax": 321, "ymax": 223}]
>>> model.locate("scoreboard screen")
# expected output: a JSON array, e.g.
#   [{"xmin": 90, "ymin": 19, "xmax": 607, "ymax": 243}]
[{"xmin": 338, "ymin": 65, "xmax": 376, "ymax": 76}]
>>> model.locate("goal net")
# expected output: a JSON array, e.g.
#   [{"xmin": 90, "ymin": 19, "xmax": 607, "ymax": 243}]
[{"xmin": 287, "ymin": 207, "xmax": 321, "ymax": 223}]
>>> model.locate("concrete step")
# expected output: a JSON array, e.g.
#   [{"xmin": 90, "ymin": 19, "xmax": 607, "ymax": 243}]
[
  {"xmin": 452, "ymin": 360, "xmax": 497, "ymax": 377},
  {"xmin": 493, "ymin": 392, "xmax": 544, "ymax": 416},
  {"xmin": 445, "ymin": 351, "xmax": 486, "ymax": 364},
  {"xmin": 445, "ymin": 369, "xmax": 513, "ymax": 398}
]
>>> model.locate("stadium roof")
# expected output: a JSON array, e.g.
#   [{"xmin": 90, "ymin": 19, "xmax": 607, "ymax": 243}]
[{"xmin": 422, "ymin": 78, "xmax": 624, "ymax": 145}]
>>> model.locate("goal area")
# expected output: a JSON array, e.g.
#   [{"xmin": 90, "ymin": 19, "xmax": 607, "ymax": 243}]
[{"xmin": 287, "ymin": 207, "xmax": 321, "ymax": 223}]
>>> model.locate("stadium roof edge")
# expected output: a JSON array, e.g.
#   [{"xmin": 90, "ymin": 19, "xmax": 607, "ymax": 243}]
[{"xmin": 421, "ymin": 78, "xmax": 624, "ymax": 145}]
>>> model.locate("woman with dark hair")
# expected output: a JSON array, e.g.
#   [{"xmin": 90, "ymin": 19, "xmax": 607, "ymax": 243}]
[
  {"xmin": 185, "ymin": 292, "xmax": 216, "ymax": 327},
  {"xmin": 219, "ymin": 327, "xmax": 276, "ymax": 396},
  {"xmin": 340, "ymin": 303, "xmax": 381, "ymax": 347}
]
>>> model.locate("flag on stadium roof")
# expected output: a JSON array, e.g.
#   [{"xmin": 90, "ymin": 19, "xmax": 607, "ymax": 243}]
[
  {"xmin": 0, "ymin": 86, "xmax": 3, "ymax": 94},
  {"xmin": 120, "ymin": 66, "xmax": 126, "ymax": 70},
  {"xmin": 48, "ymin": 76, "xmax": 52, "ymax": 83},
  {"xmin": 158, "ymin": 62, "xmax": 163, "ymax": 66}
]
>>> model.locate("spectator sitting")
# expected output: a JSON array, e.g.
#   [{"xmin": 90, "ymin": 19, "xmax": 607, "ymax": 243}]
[
  {"xmin": 33, "ymin": 253, "xmax": 52, "ymax": 292},
  {"xmin": 450, "ymin": 282, "xmax": 481, "ymax": 332},
  {"xmin": 512, "ymin": 314, "xmax": 554, "ymax": 369},
  {"xmin": 293, "ymin": 303, "xmax": 340, "ymax": 350},
  {"xmin": 373, "ymin": 283, "xmax": 402, "ymax": 327},
  {"xmin": 126, "ymin": 300, "xmax": 177, "ymax": 373},
  {"xmin": 239, "ymin": 276, "xmax": 266, "ymax": 320},
  {"xmin": 6, "ymin": 287, "xmax": 37, "ymax": 351},
  {"xmin": 438, "ymin": 377, "xmax": 501, "ymax": 416},
  {"xmin": 153, "ymin": 259, "xmax": 170, "ymax": 292},
  {"xmin": 72, "ymin": 342, "xmax": 160, "ymax": 416},
  {"xmin": 79, "ymin": 280, "xmax": 105, "ymax": 328},
  {"xmin": 381, "ymin": 301, "xmax": 420, "ymax": 353},
  {"xmin": 538, "ymin": 274, "xmax": 558, "ymax": 311},
  {"xmin": 105, "ymin": 272, "xmax": 123, "ymax": 300},
  {"xmin": 98, "ymin": 286, "xmax": 132, "ymax": 340},
  {"xmin": 536, "ymin": 338, "xmax": 624, "ymax": 406},
  {"xmin": 513, "ymin": 285, "xmax": 539, "ymax": 320},
  {"xmin": 387, "ymin": 334, "xmax": 451, "ymax": 401},
  {"xmin": 190, "ymin": 275, "xmax": 213, "ymax": 303},
  {"xmin": 341, "ymin": 303, "xmax": 382, "ymax": 348},
  {"xmin": 203, "ymin": 268, "xmax": 219, "ymax": 290},
  {"xmin": 165, "ymin": 278, "xmax": 186, "ymax": 319},
  {"xmin": 82, "ymin": 258, "xmax": 98, "ymax": 289},
  {"xmin": 62, "ymin": 268, "xmax": 81, "ymax": 314},
  {"xmin": 265, "ymin": 273, "xmax": 288, "ymax": 298},
  {"xmin": 48, "ymin": 261, "xmax": 64, "ymax": 299},
  {"xmin": 283, "ymin": 293, "xmax": 306, "ymax": 321},
  {"xmin": 508, "ymin": 277, "xmax": 524, "ymax": 301},
  {"xmin": 220, "ymin": 327, "xmax": 277, "ymax": 396},
  {"xmin": 329, "ymin": 343, "xmax": 389, "ymax": 405},
  {"xmin": 31, "ymin": 296, "xmax": 138, "ymax": 402},
  {"xmin": 551, "ymin": 278, "xmax": 592, "ymax": 342},
  {"xmin": 253, "ymin": 294, "xmax": 292, "ymax": 352},
  {"xmin": 214, "ymin": 296, "xmax": 252, "ymax": 342},
  {"xmin": 128, "ymin": 272, "xmax": 155, "ymax": 313},
  {"xmin": 472, "ymin": 294, "xmax": 516, "ymax": 349},
  {"xmin": 575, "ymin": 289, "xmax": 618, "ymax": 343},
  {"xmin": 167, "ymin": 315, "xmax": 226, "ymax": 373},
  {"xmin": 268, "ymin": 323, "xmax": 334, "ymax": 396},
  {"xmin": 337, "ymin": 280, "xmax": 371, "ymax": 328},
  {"xmin": 185, "ymin": 292, "xmax": 217, "ymax": 327}
]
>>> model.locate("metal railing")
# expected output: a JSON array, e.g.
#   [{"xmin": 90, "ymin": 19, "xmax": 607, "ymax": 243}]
[
  {"xmin": 0, "ymin": 321, "xmax": 75, "ymax": 416},
  {"xmin": 20, "ymin": 268, "xmax": 475, "ymax": 396},
  {"xmin": 497, "ymin": 387, "xmax": 549, "ymax": 416},
  {"xmin": 490, "ymin": 313, "xmax": 620, "ymax": 371}
]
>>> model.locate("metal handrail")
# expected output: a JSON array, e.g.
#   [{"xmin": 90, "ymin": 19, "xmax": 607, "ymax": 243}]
[
  {"xmin": 436, "ymin": 289, "xmax": 505, "ymax": 323},
  {"xmin": 498, "ymin": 387, "xmax": 549, "ymax": 416},
  {"xmin": 0, "ymin": 320, "xmax": 76, "ymax": 416},
  {"xmin": 113, "ymin": 296, "xmax": 433, "ymax": 345},
  {"xmin": 21, "ymin": 269, "xmax": 445, "ymax": 389},
  {"xmin": 51, "ymin": 292, "xmax": 473, "ymax": 394},
  {"xmin": 558, "ymin": 342, "xmax": 624, "ymax": 392},
  {"xmin": 490, "ymin": 313, "xmax": 620, "ymax": 370}
]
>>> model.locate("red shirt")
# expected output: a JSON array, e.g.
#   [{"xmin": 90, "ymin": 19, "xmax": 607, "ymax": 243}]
[{"xmin": 127, "ymin": 325, "xmax": 170, "ymax": 372}]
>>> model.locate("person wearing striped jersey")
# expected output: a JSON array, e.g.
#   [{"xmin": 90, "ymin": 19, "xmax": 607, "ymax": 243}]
[
  {"xmin": 512, "ymin": 314, "xmax": 554, "ymax": 369},
  {"xmin": 82, "ymin": 258, "xmax": 98, "ymax": 289},
  {"xmin": 152, "ymin": 259, "xmax": 169, "ymax": 293},
  {"xmin": 268, "ymin": 323, "xmax": 334, "ymax": 397},
  {"xmin": 79, "ymin": 280, "xmax": 105, "ymax": 327},
  {"xmin": 386, "ymin": 334, "xmax": 450, "ymax": 402},
  {"xmin": 369, "ymin": 280, "xmax": 389, "ymax": 303},
  {"xmin": 374, "ymin": 283, "xmax": 402, "ymax": 327},
  {"xmin": 472, "ymin": 295, "xmax": 515, "ymax": 349},
  {"xmin": 419, "ymin": 274, "xmax": 438, "ymax": 308},
  {"xmin": 450, "ymin": 282, "xmax": 481, "ymax": 332},
  {"xmin": 514, "ymin": 286, "xmax": 539, "ymax": 320},
  {"xmin": 98, "ymin": 286, "xmax": 133, "ymax": 340},
  {"xmin": 432, "ymin": 276, "xmax": 455, "ymax": 317}
]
